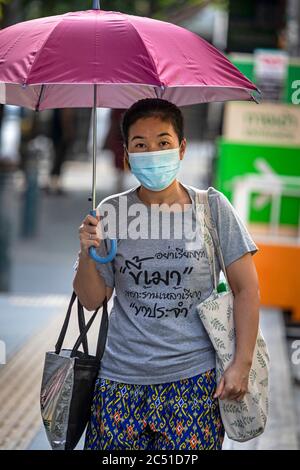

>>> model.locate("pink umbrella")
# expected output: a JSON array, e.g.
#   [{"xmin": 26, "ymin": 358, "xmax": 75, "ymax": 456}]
[{"xmin": 0, "ymin": 1, "xmax": 261, "ymax": 262}]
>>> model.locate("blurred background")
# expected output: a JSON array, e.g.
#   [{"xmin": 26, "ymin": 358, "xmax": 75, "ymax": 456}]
[{"xmin": 0, "ymin": 0, "xmax": 299, "ymax": 450}]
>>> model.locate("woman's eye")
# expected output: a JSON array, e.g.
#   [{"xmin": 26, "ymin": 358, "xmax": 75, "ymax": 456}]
[{"xmin": 134, "ymin": 141, "xmax": 169, "ymax": 149}]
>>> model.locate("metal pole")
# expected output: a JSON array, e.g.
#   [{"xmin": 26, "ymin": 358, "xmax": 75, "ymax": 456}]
[
  {"xmin": 0, "ymin": 170, "xmax": 13, "ymax": 291},
  {"xmin": 88, "ymin": 0, "xmax": 118, "ymax": 264},
  {"xmin": 89, "ymin": 85, "xmax": 118, "ymax": 263},
  {"xmin": 93, "ymin": 0, "xmax": 100, "ymax": 9},
  {"xmin": 21, "ymin": 155, "xmax": 39, "ymax": 237},
  {"xmin": 92, "ymin": 84, "xmax": 97, "ymax": 211},
  {"xmin": 91, "ymin": 0, "xmax": 100, "ymax": 209},
  {"xmin": 287, "ymin": 0, "xmax": 300, "ymax": 57}
]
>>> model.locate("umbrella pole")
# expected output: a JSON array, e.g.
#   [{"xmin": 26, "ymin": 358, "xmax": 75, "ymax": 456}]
[
  {"xmin": 92, "ymin": 3, "xmax": 100, "ymax": 211},
  {"xmin": 92, "ymin": 83, "xmax": 97, "ymax": 211},
  {"xmin": 88, "ymin": 83, "xmax": 117, "ymax": 264}
]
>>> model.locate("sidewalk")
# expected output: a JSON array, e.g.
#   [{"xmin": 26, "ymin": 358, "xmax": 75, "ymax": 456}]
[
  {"xmin": 0, "ymin": 155, "xmax": 299, "ymax": 450},
  {"xmin": 222, "ymin": 308, "xmax": 298, "ymax": 450}
]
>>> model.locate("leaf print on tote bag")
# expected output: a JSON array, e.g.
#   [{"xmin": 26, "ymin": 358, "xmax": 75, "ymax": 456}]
[{"xmin": 194, "ymin": 189, "xmax": 270, "ymax": 443}]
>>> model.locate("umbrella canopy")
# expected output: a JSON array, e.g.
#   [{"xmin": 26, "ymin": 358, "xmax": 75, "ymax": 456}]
[
  {"xmin": 0, "ymin": 4, "xmax": 261, "ymax": 264},
  {"xmin": 0, "ymin": 9, "xmax": 261, "ymax": 110}
]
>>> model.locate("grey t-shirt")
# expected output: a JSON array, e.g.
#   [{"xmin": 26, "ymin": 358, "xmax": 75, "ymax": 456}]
[{"xmin": 73, "ymin": 182, "xmax": 258, "ymax": 385}]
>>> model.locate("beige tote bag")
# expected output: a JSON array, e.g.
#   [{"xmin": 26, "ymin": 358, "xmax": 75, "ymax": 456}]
[{"xmin": 195, "ymin": 189, "xmax": 270, "ymax": 442}]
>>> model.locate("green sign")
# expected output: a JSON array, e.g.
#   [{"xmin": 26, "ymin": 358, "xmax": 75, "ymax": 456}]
[
  {"xmin": 228, "ymin": 53, "xmax": 300, "ymax": 105},
  {"xmin": 215, "ymin": 138, "xmax": 300, "ymax": 228}
]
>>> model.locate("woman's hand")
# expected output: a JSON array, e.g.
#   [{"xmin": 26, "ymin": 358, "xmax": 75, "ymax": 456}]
[
  {"xmin": 213, "ymin": 360, "xmax": 251, "ymax": 401},
  {"xmin": 78, "ymin": 211, "xmax": 103, "ymax": 257}
]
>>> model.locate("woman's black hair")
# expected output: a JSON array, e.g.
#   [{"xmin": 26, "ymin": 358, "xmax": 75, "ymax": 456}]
[{"xmin": 120, "ymin": 98, "xmax": 184, "ymax": 149}]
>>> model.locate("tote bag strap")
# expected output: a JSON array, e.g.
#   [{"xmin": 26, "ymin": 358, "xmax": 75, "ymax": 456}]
[
  {"xmin": 77, "ymin": 297, "xmax": 89, "ymax": 355},
  {"xmin": 71, "ymin": 296, "xmax": 109, "ymax": 362},
  {"xmin": 195, "ymin": 190, "xmax": 217, "ymax": 290},
  {"xmin": 196, "ymin": 189, "xmax": 229, "ymax": 287},
  {"xmin": 55, "ymin": 290, "xmax": 105, "ymax": 357},
  {"xmin": 55, "ymin": 291, "xmax": 77, "ymax": 354}
]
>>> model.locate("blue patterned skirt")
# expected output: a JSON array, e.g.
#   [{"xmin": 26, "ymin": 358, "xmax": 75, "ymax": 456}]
[{"xmin": 84, "ymin": 367, "xmax": 225, "ymax": 450}]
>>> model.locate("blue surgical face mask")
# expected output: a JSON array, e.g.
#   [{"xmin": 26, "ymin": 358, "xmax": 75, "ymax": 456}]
[{"xmin": 127, "ymin": 147, "xmax": 181, "ymax": 192}]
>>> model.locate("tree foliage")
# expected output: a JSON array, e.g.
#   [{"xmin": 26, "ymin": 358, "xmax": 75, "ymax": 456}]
[
  {"xmin": 1, "ymin": 0, "xmax": 228, "ymax": 29},
  {"xmin": 1, "ymin": 0, "xmax": 223, "ymax": 22}
]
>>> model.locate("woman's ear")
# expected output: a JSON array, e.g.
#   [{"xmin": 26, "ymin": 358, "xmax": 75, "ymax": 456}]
[
  {"xmin": 123, "ymin": 145, "xmax": 131, "ymax": 171},
  {"xmin": 123, "ymin": 156, "xmax": 131, "ymax": 171},
  {"xmin": 179, "ymin": 138, "xmax": 186, "ymax": 160}
]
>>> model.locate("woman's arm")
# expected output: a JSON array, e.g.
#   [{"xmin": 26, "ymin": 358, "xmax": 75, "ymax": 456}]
[
  {"xmin": 227, "ymin": 252, "xmax": 260, "ymax": 367},
  {"xmin": 214, "ymin": 252, "xmax": 260, "ymax": 401},
  {"xmin": 73, "ymin": 250, "xmax": 114, "ymax": 311}
]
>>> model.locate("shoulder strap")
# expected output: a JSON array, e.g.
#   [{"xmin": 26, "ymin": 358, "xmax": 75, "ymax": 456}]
[
  {"xmin": 55, "ymin": 291, "xmax": 108, "ymax": 363},
  {"xmin": 71, "ymin": 296, "xmax": 108, "ymax": 362},
  {"xmin": 196, "ymin": 189, "xmax": 229, "ymax": 285}
]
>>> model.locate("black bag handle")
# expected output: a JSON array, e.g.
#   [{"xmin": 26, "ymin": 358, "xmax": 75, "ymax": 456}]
[
  {"xmin": 77, "ymin": 297, "xmax": 89, "ymax": 355},
  {"xmin": 55, "ymin": 291, "xmax": 78, "ymax": 354},
  {"xmin": 71, "ymin": 296, "xmax": 108, "ymax": 361},
  {"xmin": 55, "ymin": 290, "xmax": 104, "ymax": 356}
]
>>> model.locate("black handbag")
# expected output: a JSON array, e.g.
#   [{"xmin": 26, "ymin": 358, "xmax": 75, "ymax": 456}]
[{"xmin": 40, "ymin": 291, "xmax": 108, "ymax": 450}]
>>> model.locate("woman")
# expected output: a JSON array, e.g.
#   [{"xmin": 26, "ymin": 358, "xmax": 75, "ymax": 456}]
[{"xmin": 73, "ymin": 98, "xmax": 260, "ymax": 450}]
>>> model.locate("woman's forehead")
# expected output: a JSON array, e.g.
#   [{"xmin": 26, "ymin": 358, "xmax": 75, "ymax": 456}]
[{"xmin": 129, "ymin": 116, "xmax": 175, "ymax": 137}]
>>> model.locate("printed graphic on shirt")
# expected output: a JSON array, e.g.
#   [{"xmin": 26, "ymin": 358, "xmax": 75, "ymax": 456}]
[{"xmin": 120, "ymin": 242, "xmax": 207, "ymax": 320}]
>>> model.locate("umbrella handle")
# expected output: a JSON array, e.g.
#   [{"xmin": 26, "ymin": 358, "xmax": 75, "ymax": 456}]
[{"xmin": 88, "ymin": 209, "xmax": 117, "ymax": 264}]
